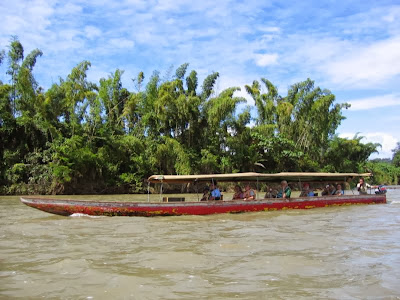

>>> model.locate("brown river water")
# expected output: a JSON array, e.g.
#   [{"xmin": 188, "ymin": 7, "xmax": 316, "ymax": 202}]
[{"xmin": 1, "ymin": 190, "xmax": 400, "ymax": 299}]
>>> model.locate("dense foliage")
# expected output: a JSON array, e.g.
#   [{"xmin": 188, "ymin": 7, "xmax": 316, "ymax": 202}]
[
  {"xmin": 367, "ymin": 143, "xmax": 400, "ymax": 185},
  {"xmin": 0, "ymin": 38, "xmax": 397, "ymax": 194}
]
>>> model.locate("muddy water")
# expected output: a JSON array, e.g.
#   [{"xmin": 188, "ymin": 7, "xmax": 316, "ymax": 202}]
[{"xmin": 1, "ymin": 191, "xmax": 400, "ymax": 299}]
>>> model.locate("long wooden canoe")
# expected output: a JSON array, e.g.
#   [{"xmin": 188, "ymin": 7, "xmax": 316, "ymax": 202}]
[
  {"xmin": 20, "ymin": 194, "xmax": 386, "ymax": 217},
  {"xmin": 20, "ymin": 172, "xmax": 385, "ymax": 217}
]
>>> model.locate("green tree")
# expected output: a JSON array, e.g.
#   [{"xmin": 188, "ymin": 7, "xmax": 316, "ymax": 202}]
[
  {"xmin": 225, "ymin": 108, "xmax": 254, "ymax": 172},
  {"xmin": 323, "ymin": 135, "xmax": 380, "ymax": 172},
  {"xmin": 245, "ymin": 78, "xmax": 279, "ymax": 125},
  {"xmin": 393, "ymin": 142, "xmax": 400, "ymax": 167},
  {"xmin": 280, "ymin": 79, "xmax": 350, "ymax": 159},
  {"xmin": 367, "ymin": 160, "xmax": 400, "ymax": 185},
  {"xmin": 1, "ymin": 38, "xmax": 382, "ymax": 194},
  {"xmin": 97, "ymin": 69, "xmax": 129, "ymax": 135}
]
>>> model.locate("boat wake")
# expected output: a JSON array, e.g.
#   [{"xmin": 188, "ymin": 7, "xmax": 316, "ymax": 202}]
[{"xmin": 70, "ymin": 213, "xmax": 104, "ymax": 218}]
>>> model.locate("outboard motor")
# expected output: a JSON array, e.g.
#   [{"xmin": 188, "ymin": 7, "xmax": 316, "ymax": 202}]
[{"xmin": 375, "ymin": 185, "xmax": 387, "ymax": 194}]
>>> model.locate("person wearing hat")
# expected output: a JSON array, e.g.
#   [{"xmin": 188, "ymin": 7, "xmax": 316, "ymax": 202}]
[{"xmin": 300, "ymin": 183, "xmax": 314, "ymax": 197}]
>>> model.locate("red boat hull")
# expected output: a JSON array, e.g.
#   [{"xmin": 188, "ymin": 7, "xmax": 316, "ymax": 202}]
[{"xmin": 20, "ymin": 195, "xmax": 387, "ymax": 217}]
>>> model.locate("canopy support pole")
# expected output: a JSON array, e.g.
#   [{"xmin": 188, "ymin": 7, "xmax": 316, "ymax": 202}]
[
  {"xmin": 298, "ymin": 178, "xmax": 302, "ymax": 195},
  {"xmin": 348, "ymin": 177, "xmax": 355, "ymax": 195},
  {"xmin": 160, "ymin": 183, "xmax": 163, "ymax": 202},
  {"xmin": 194, "ymin": 180, "xmax": 199, "ymax": 202},
  {"xmin": 147, "ymin": 181, "xmax": 150, "ymax": 202}
]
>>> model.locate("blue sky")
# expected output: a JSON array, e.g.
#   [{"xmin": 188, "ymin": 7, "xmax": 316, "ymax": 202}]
[{"xmin": 1, "ymin": 0, "xmax": 399, "ymax": 158}]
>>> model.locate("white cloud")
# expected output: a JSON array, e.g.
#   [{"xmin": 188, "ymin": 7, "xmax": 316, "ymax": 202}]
[
  {"xmin": 258, "ymin": 26, "xmax": 280, "ymax": 33},
  {"xmin": 58, "ymin": 29, "xmax": 80, "ymax": 40},
  {"xmin": 122, "ymin": 0, "xmax": 148, "ymax": 9},
  {"xmin": 54, "ymin": 30, "xmax": 84, "ymax": 51},
  {"xmin": 383, "ymin": 13, "xmax": 396, "ymax": 23},
  {"xmin": 0, "ymin": 0, "xmax": 53, "ymax": 39},
  {"xmin": 84, "ymin": 26, "xmax": 102, "ymax": 39},
  {"xmin": 3, "ymin": 15, "xmax": 28, "ymax": 34},
  {"xmin": 154, "ymin": 0, "xmax": 192, "ymax": 12},
  {"xmin": 275, "ymin": 4, "xmax": 400, "ymax": 89},
  {"xmin": 325, "ymin": 37, "xmax": 400, "ymax": 87},
  {"xmin": 281, "ymin": 34, "xmax": 400, "ymax": 89},
  {"xmin": 109, "ymin": 38, "xmax": 135, "ymax": 49},
  {"xmin": 339, "ymin": 132, "xmax": 398, "ymax": 159},
  {"xmin": 254, "ymin": 53, "xmax": 278, "ymax": 67},
  {"xmin": 59, "ymin": 3, "xmax": 82, "ymax": 15},
  {"xmin": 348, "ymin": 94, "xmax": 400, "ymax": 110},
  {"xmin": 336, "ymin": 5, "xmax": 400, "ymax": 36}
]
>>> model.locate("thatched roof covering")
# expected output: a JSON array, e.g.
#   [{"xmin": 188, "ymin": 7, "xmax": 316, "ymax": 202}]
[{"xmin": 147, "ymin": 172, "xmax": 372, "ymax": 183}]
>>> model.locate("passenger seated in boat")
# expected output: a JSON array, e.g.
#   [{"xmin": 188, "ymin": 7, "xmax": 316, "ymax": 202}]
[
  {"xmin": 209, "ymin": 181, "xmax": 221, "ymax": 200},
  {"xmin": 322, "ymin": 184, "xmax": 336, "ymax": 195},
  {"xmin": 334, "ymin": 184, "xmax": 344, "ymax": 195},
  {"xmin": 276, "ymin": 180, "xmax": 291, "ymax": 199},
  {"xmin": 232, "ymin": 185, "xmax": 244, "ymax": 200},
  {"xmin": 299, "ymin": 183, "xmax": 314, "ymax": 197},
  {"xmin": 264, "ymin": 187, "xmax": 276, "ymax": 198},
  {"xmin": 357, "ymin": 178, "xmax": 372, "ymax": 195},
  {"xmin": 243, "ymin": 184, "xmax": 256, "ymax": 200},
  {"xmin": 201, "ymin": 186, "xmax": 210, "ymax": 201},
  {"xmin": 321, "ymin": 185, "xmax": 330, "ymax": 196},
  {"xmin": 329, "ymin": 184, "xmax": 337, "ymax": 195}
]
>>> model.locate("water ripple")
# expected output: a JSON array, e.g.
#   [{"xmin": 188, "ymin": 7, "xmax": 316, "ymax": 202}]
[{"xmin": 1, "ymin": 191, "xmax": 400, "ymax": 298}]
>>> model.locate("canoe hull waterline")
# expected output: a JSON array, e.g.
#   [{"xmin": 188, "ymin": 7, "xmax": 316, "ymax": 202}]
[{"xmin": 20, "ymin": 195, "xmax": 386, "ymax": 217}]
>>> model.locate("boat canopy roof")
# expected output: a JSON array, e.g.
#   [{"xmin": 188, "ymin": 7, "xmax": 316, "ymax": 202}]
[{"xmin": 147, "ymin": 172, "xmax": 372, "ymax": 184}]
